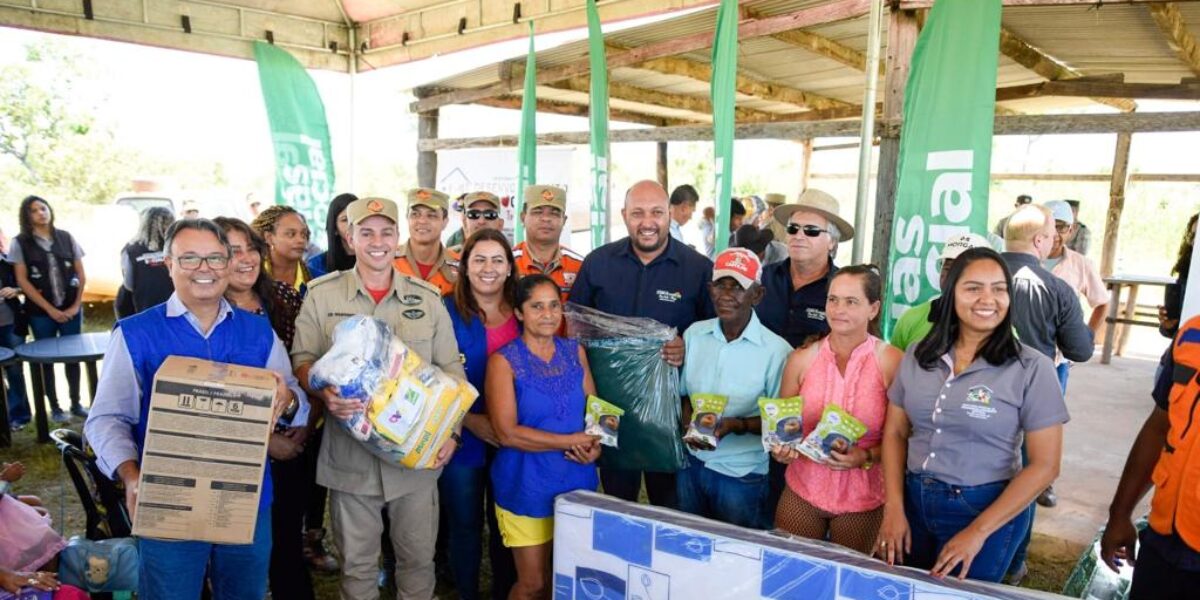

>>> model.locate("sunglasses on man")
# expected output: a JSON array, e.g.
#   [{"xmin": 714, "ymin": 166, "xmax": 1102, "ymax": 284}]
[
  {"xmin": 786, "ymin": 223, "xmax": 829, "ymax": 237},
  {"xmin": 466, "ymin": 209, "xmax": 500, "ymax": 221}
]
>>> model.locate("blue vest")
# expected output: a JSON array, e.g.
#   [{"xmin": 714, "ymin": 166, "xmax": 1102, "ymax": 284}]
[{"xmin": 119, "ymin": 303, "xmax": 277, "ymax": 509}]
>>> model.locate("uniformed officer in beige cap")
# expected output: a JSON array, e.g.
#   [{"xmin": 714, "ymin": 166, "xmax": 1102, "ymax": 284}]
[
  {"xmin": 394, "ymin": 187, "xmax": 458, "ymax": 296},
  {"xmin": 449, "ymin": 191, "xmax": 506, "ymax": 256},
  {"xmin": 292, "ymin": 195, "xmax": 465, "ymax": 600},
  {"xmin": 514, "ymin": 185, "xmax": 585, "ymax": 301}
]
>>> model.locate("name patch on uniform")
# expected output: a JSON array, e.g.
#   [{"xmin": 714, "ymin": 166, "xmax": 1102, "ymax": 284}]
[
  {"xmin": 657, "ymin": 290, "xmax": 682, "ymax": 303},
  {"xmin": 400, "ymin": 294, "xmax": 422, "ymax": 306},
  {"xmin": 402, "ymin": 309, "xmax": 426, "ymax": 320},
  {"xmin": 806, "ymin": 308, "xmax": 827, "ymax": 322},
  {"xmin": 961, "ymin": 385, "xmax": 998, "ymax": 420}
]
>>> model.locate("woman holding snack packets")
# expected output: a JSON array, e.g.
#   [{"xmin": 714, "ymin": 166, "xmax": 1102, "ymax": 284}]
[
  {"xmin": 677, "ymin": 248, "xmax": 791, "ymax": 530},
  {"xmin": 877, "ymin": 247, "xmax": 1067, "ymax": 582},
  {"xmin": 441, "ymin": 228, "xmax": 520, "ymax": 600},
  {"xmin": 771, "ymin": 265, "xmax": 902, "ymax": 554},
  {"xmin": 486, "ymin": 274, "xmax": 602, "ymax": 600}
]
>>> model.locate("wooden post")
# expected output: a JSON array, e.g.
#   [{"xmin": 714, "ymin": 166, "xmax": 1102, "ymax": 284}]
[
  {"xmin": 870, "ymin": 8, "xmax": 919, "ymax": 273},
  {"xmin": 657, "ymin": 142, "xmax": 669, "ymax": 190},
  {"xmin": 800, "ymin": 138, "xmax": 814, "ymax": 189},
  {"xmin": 416, "ymin": 88, "xmax": 440, "ymax": 189},
  {"xmin": 1100, "ymin": 132, "xmax": 1132, "ymax": 279}
]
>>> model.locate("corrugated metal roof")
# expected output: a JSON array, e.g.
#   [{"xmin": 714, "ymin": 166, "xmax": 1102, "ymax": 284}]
[{"xmin": 425, "ymin": 0, "xmax": 1200, "ymax": 124}]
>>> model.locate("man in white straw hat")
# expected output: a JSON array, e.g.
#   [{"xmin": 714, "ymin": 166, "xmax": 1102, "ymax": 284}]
[{"xmin": 756, "ymin": 188, "xmax": 853, "ymax": 514}]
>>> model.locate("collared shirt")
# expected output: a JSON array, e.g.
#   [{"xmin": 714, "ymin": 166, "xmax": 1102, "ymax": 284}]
[
  {"xmin": 669, "ymin": 220, "xmax": 684, "ymax": 242},
  {"xmin": 680, "ymin": 313, "xmax": 791, "ymax": 478},
  {"xmin": 263, "ymin": 257, "xmax": 310, "ymax": 294},
  {"xmin": 1002, "ymin": 252, "xmax": 1093, "ymax": 363},
  {"xmin": 567, "ymin": 236, "xmax": 714, "ymax": 334},
  {"xmin": 758, "ymin": 258, "xmax": 837, "ymax": 348},
  {"xmin": 84, "ymin": 294, "xmax": 309, "ymax": 479},
  {"xmin": 1050, "ymin": 248, "xmax": 1109, "ymax": 309},
  {"xmin": 394, "ymin": 241, "xmax": 457, "ymax": 297},
  {"xmin": 512, "ymin": 241, "xmax": 583, "ymax": 302},
  {"xmin": 887, "ymin": 345, "xmax": 1068, "ymax": 486}
]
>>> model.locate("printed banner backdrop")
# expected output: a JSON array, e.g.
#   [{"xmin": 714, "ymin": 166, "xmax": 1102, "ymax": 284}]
[
  {"xmin": 883, "ymin": 0, "xmax": 1001, "ymax": 333},
  {"xmin": 253, "ymin": 41, "xmax": 335, "ymax": 232},
  {"xmin": 515, "ymin": 22, "xmax": 538, "ymax": 244},
  {"xmin": 587, "ymin": 0, "xmax": 611, "ymax": 249},
  {"xmin": 710, "ymin": 0, "xmax": 738, "ymax": 254}
]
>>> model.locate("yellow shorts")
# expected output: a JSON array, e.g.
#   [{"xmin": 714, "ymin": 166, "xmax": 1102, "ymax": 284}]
[{"xmin": 494, "ymin": 505, "xmax": 554, "ymax": 548}]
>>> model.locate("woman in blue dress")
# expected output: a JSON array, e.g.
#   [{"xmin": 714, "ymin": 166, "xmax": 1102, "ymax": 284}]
[{"xmin": 486, "ymin": 274, "xmax": 601, "ymax": 600}]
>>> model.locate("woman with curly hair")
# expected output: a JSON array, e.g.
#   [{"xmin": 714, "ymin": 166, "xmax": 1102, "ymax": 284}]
[{"xmin": 251, "ymin": 205, "xmax": 312, "ymax": 295}]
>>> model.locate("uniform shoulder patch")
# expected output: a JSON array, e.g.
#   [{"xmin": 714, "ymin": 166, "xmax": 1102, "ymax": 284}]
[
  {"xmin": 398, "ymin": 273, "xmax": 442, "ymax": 296},
  {"xmin": 307, "ymin": 271, "xmax": 344, "ymax": 289}
]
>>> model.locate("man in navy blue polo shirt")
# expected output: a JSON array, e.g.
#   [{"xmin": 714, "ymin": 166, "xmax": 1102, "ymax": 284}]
[{"xmin": 568, "ymin": 179, "xmax": 714, "ymax": 508}]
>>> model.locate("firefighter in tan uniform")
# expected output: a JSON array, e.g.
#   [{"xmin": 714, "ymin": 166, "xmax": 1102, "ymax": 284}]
[{"xmin": 292, "ymin": 196, "xmax": 465, "ymax": 600}]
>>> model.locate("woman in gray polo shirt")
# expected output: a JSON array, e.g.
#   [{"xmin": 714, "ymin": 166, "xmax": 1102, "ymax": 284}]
[{"xmin": 876, "ymin": 247, "xmax": 1068, "ymax": 582}]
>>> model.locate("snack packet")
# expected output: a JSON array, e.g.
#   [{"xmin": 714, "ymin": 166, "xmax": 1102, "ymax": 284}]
[
  {"xmin": 683, "ymin": 393, "xmax": 728, "ymax": 451},
  {"xmin": 758, "ymin": 396, "xmax": 805, "ymax": 452},
  {"xmin": 797, "ymin": 404, "xmax": 867, "ymax": 462},
  {"xmin": 584, "ymin": 395, "xmax": 625, "ymax": 448}
]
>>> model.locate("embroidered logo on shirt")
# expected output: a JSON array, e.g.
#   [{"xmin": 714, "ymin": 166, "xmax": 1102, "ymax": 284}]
[
  {"xmin": 806, "ymin": 307, "xmax": 826, "ymax": 321},
  {"xmin": 402, "ymin": 309, "xmax": 426, "ymax": 320},
  {"xmin": 563, "ymin": 272, "xmax": 576, "ymax": 285},
  {"xmin": 400, "ymin": 294, "xmax": 422, "ymax": 306},
  {"xmin": 657, "ymin": 290, "xmax": 682, "ymax": 303},
  {"xmin": 961, "ymin": 385, "xmax": 998, "ymax": 420}
]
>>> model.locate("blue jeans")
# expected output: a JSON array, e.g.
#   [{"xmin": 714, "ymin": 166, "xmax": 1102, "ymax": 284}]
[
  {"xmin": 0, "ymin": 324, "xmax": 29, "ymax": 425},
  {"xmin": 676, "ymin": 454, "xmax": 769, "ymax": 529},
  {"xmin": 904, "ymin": 473, "xmax": 1033, "ymax": 583},
  {"xmin": 28, "ymin": 312, "xmax": 82, "ymax": 411},
  {"xmin": 1056, "ymin": 362, "xmax": 1070, "ymax": 391},
  {"xmin": 139, "ymin": 503, "xmax": 272, "ymax": 599},
  {"xmin": 438, "ymin": 461, "xmax": 515, "ymax": 600}
]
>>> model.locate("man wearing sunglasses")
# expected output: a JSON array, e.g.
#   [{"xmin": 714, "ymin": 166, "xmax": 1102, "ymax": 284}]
[
  {"xmin": 394, "ymin": 188, "xmax": 458, "ymax": 296},
  {"xmin": 513, "ymin": 185, "xmax": 583, "ymax": 302},
  {"xmin": 448, "ymin": 191, "xmax": 506, "ymax": 257},
  {"xmin": 85, "ymin": 219, "xmax": 309, "ymax": 599}
]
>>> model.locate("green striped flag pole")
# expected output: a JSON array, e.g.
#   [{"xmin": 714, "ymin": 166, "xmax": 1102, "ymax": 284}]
[
  {"xmin": 710, "ymin": 0, "xmax": 738, "ymax": 253},
  {"xmin": 515, "ymin": 21, "xmax": 537, "ymax": 244},
  {"xmin": 884, "ymin": 0, "xmax": 1000, "ymax": 334},
  {"xmin": 586, "ymin": 0, "xmax": 610, "ymax": 249}
]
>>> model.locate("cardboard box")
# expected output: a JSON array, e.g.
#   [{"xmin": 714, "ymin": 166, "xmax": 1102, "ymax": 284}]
[{"xmin": 132, "ymin": 356, "xmax": 276, "ymax": 545}]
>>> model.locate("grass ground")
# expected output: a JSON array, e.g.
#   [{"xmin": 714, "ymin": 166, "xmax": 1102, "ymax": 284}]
[{"xmin": 6, "ymin": 300, "xmax": 1082, "ymax": 598}]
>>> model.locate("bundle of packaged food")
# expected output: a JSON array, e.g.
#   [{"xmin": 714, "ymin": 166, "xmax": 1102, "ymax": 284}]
[
  {"xmin": 309, "ymin": 315, "xmax": 477, "ymax": 469},
  {"xmin": 796, "ymin": 404, "xmax": 867, "ymax": 462},
  {"xmin": 758, "ymin": 396, "xmax": 805, "ymax": 452}
]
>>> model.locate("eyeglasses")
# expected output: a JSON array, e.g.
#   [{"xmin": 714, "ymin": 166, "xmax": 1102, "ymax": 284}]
[
  {"xmin": 170, "ymin": 254, "xmax": 229, "ymax": 270},
  {"xmin": 786, "ymin": 223, "xmax": 828, "ymax": 237},
  {"xmin": 466, "ymin": 209, "xmax": 500, "ymax": 221}
]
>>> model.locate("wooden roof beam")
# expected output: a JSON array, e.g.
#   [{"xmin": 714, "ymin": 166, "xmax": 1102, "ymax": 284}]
[
  {"xmin": 999, "ymin": 26, "xmax": 1137, "ymax": 111},
  {"xmin": 738, "ymin": 6, "xmax": 882, "ymax": 75},
  {"xmin": 543, "ymin": 77, "xmax": 789, "ymax": 123},
  {"xmin": 470, "ymin": 96, "xmax": 696, "ymax": 127},
  {"xmin": 997, "ymin": 77, "xmax": 1200, "ymax": 101},
  {"xmin": 1149, "ymin": 3, "xmax": 1200, "ymax": 78},
  {"xmin": 409, "ymin": 0, "xmax": 872, "ymax": 113}
]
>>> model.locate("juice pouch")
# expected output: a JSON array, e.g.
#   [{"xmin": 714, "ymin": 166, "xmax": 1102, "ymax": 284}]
[
  {"xmin": 584, "ymin": 395, "xmax": 625, "ymax": 448},
  {"xmin": 683, "ymin": 393, "xmax": 728, "ymax": 451},
  {"xmin": 758, "ymin": 396, "xmax": 805, "ymax": 452},
  {"xmin": 797, "ymin": 404, "xmax": 867, "ymax": 462}
]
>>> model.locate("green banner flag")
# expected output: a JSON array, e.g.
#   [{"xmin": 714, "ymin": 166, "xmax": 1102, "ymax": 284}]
[
  {"xmin": 253, "ymin": 41, "xmax": 335, "ymax": 233},
  {"xmin": 884, "ymin": 0, "xmax": 1000, "ymax": 332},
  {"xmin": 515, "ymin": 22, "xmax": 537, "ymax": 244},
  {"xmin": 586, "ymin": 0, "xmax": 610, "ymax": 249},
  {"xmin": 710, "ymin": 0, "xmax": 738, "ymax": 254}
]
